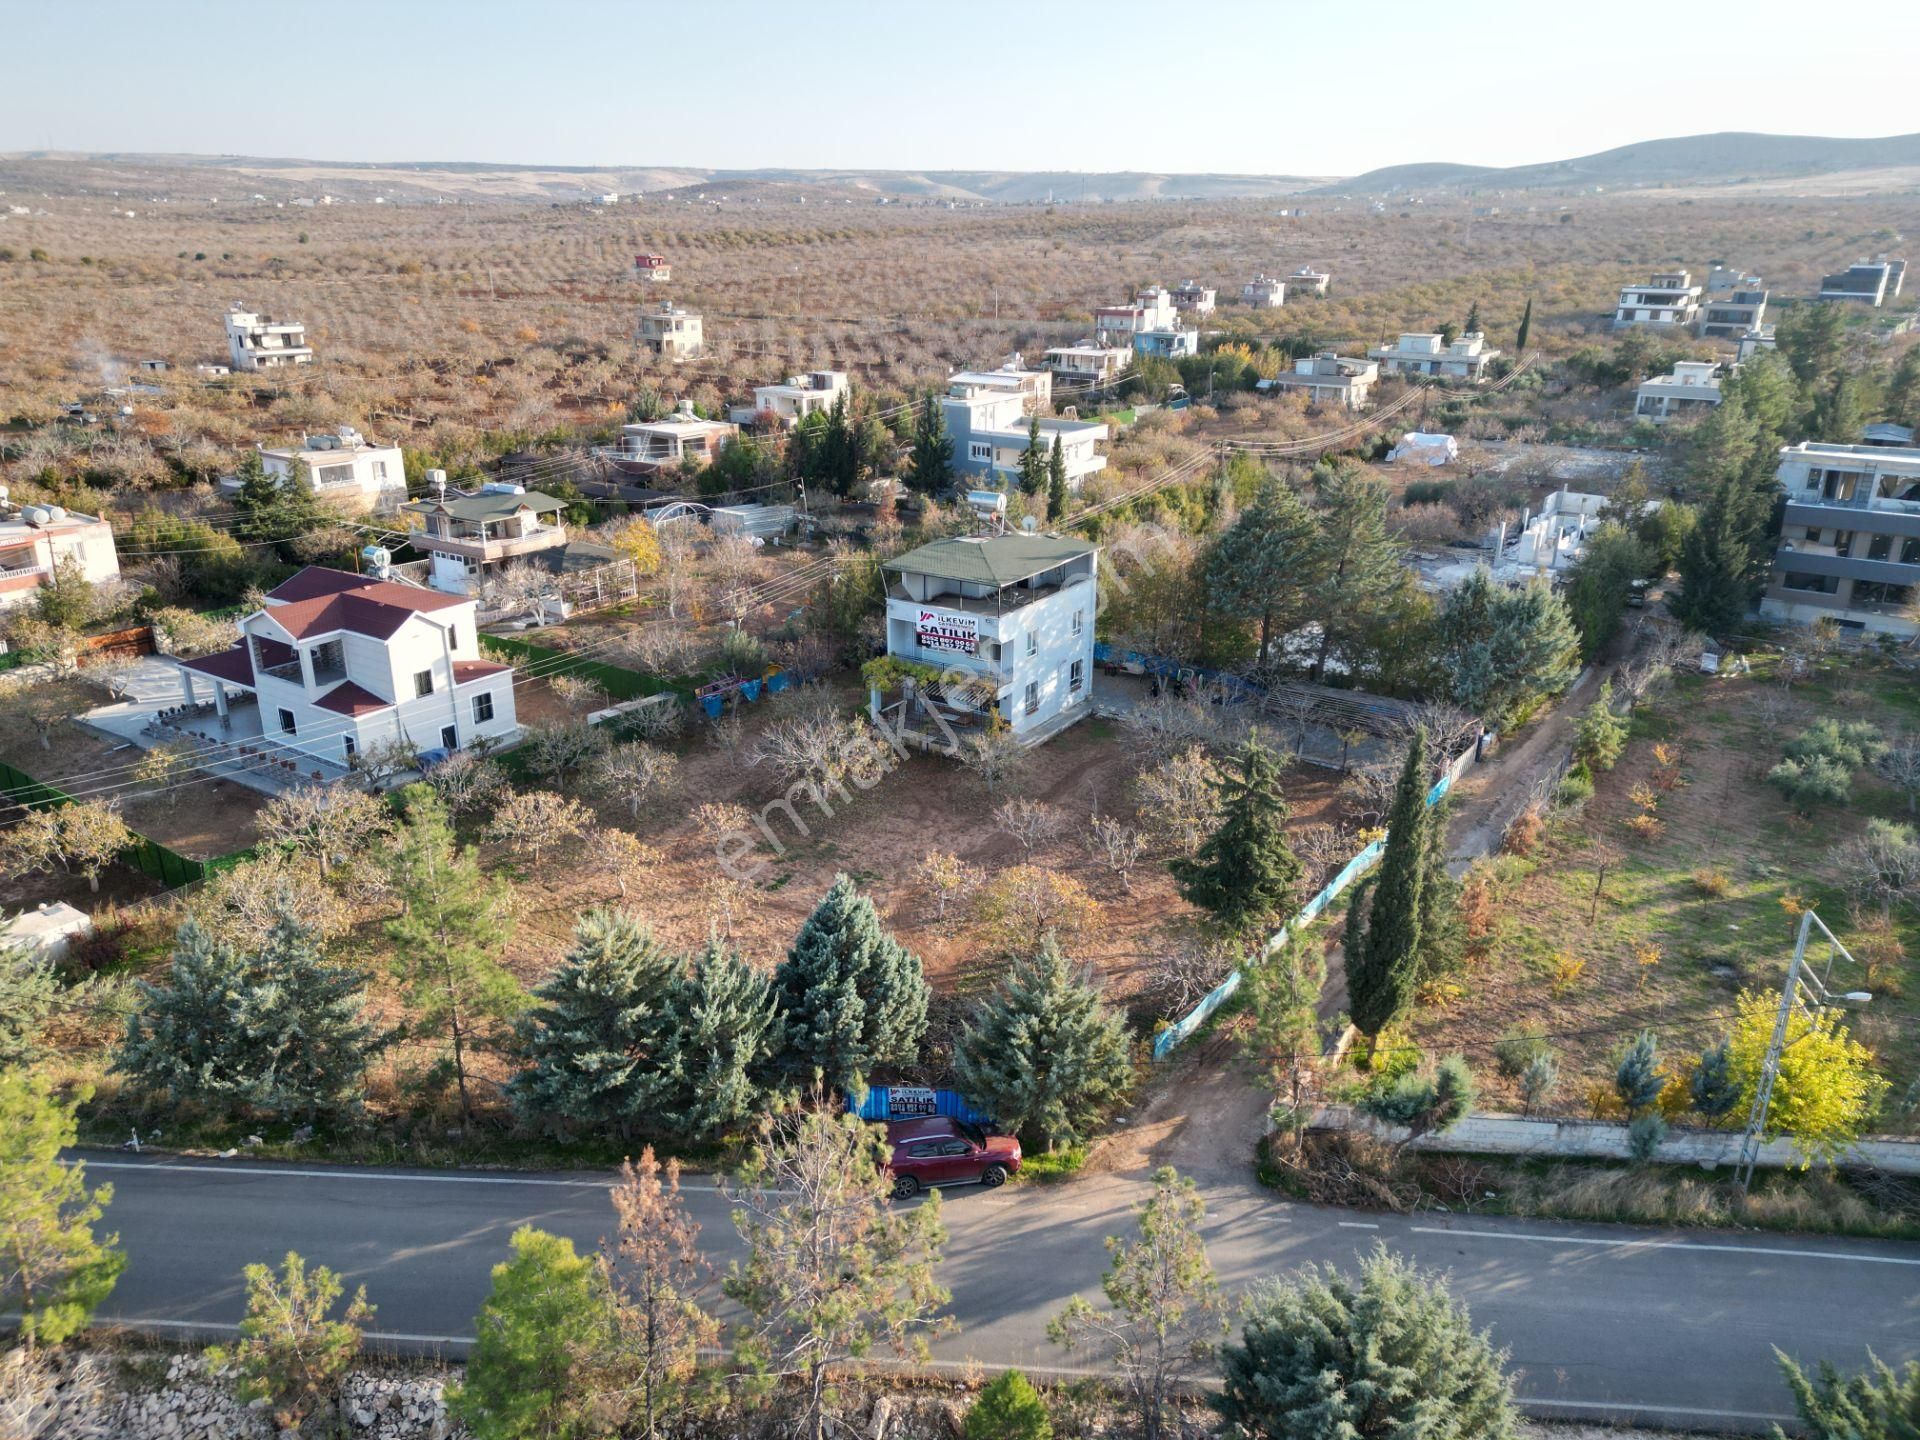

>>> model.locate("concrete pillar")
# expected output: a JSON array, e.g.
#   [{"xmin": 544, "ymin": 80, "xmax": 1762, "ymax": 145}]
[
  {"xmin": 213, "ymin": 684, "xmax": 230, "ymax": 724},
  {"xmin": 180, "ymin": 668, "xmax": 198, "ymax": 706}
]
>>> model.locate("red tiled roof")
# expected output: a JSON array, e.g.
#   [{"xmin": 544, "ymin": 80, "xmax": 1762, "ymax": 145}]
[
  {"xmin": 266, "ymin": 568, "xmax": 378, "ymax": 604},
  {"xmin": 179, "ymin": 645, "xmax": 256, "ymax": 686},
  {"xmin": 451, "ymin": 660, "xmax": 511, "ymax": 683},
  {"xmin": 312, "ymin": 681, "xmax": 392, "ymax": 716},
  {"xmin": 256, "ymin": 569, "xmax": 467, "ymax": 642}
]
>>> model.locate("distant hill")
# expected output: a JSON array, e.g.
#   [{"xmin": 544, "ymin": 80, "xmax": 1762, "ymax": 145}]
[{"xmin": 1318, "ymin": 131, "xmax": 1920, "ymax": 195}]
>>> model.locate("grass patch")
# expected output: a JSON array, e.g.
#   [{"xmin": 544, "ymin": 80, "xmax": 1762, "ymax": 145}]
[{"xmin": 1016, "ymin": 1143, "xmax": 1090, "ymax": 1184}]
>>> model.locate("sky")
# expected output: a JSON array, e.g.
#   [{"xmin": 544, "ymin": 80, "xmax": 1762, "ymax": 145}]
[{"xmin": 4, "ymin": 0, "xmax": 1917, "ymax": 178}]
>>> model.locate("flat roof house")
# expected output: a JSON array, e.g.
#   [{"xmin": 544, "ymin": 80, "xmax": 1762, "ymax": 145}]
[
  {"xmin": 1044, "ymin": 342, "xmax": 1133, "ymax": 388},
  {"xmin": 638, "ymin": 301, "xmax": 703, "ymax": 359},
  {"xmin": 1738, "ymin": 325, "xmax": 1778, "ymax": 362},
  {"xmin": 1763, "ymin": 441, "xmax": 1920, "ymax": 635},
  {"xmin": 1241, "ymin": 274, "xmax": 1287, "ymax": 308},
  {"xmin": 227, "ymin": 426, "xmax": 405, "ymax": 511},
  {"xmin": 1286, "ymin": 266, "xmax": 1331, "ymax": 296},
  {"xmin": 877, "ymin": 533, "xmax": 1098, "ymax": 743},
  {"xmin": 1613, "ymin": 271, "xmax": 1702, "ymax": 329},
  {"xmin": 174, "ymin": 567, "xmax": 519, "ymax": 769},
  {"xmin": 941, "ymin": 386, "xmax": 1108, "ymax": 492},
  {"xmin": 0, "ymin": 500, "xmax": 120, "ymax": 611},
  {"xmin": 634, "ymin": 253, "xmax": 671, "ymax": 282},
  {"xmin": 947, "ymin": 361, "xmax": 1052, "ymax": 412},
  {"xmin": 1093, "ymin": 286, "xmax": 1179, "ymax": 344},
  {"xmin": 1367, "ymin": 331, "xmax": 1501, "ymax": 382},
  {"xmin": 1819, "ymin": 259, "xmax": 1907, "ymax": 307},
  {"xmin": 1635, "ymin": 360, "xmax": 1725, "ymax": 423},
  {"xmin": 1260, "ymin": 352, "xmax": 1379, "ymax": 410},
  {"xmin": 1133, "ymin": 327, "xmax": 1199, "ymax": 360},
  {"xmin": 1699, "ymin": 286, "xmax": 1769, "ymax": 338},
  {"xmin": 747, "ymin": 370, "xmax": 849, "ymax": 428},
  {"xmin": 225, "ymin": 305, "xmax": 313, "ymax": 371},
  {"xmin": 1170, "ymin": 281, "xmax": 1216, "ymax": 315},
  {"xmin": 595, "ymin": 412, "xmax": 737, "ymax": 476}
]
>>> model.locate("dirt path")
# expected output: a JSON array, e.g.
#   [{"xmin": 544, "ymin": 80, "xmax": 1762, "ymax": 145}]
[
  {"xmin": 1086, "ymin": 1026, "xmax": 1273, "ymax": 1185},
  {"xmin": 1444, "ymin": 665, "xmax": 1605, "ymax": 872}
]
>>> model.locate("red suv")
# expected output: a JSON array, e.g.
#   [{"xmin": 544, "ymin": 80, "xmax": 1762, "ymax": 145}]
[{"xmin": 884, "ymin": 1117, "xmax": 1022, "ymax": 1198}]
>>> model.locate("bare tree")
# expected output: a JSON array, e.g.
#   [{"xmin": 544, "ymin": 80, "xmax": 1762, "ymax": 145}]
[
  {"xmin": 1876, "ymin": 733, "xmax": 1920, "ymax": 816},
  {"xmin": 424, "ymin": 749, "xmax": 507, "ymax": 820},
  {"xmin": 1831, "ymin": 819, "xmax": 1920, "ymax": 918},
  {"xmin": 910, "ymin": 849, "xmax": 977, "ymax": 921},
  {"xmin": 480, "ymin": 562, "xmax": 553, "ymax": 624},
  {"xmin": 1132, "ymin": 745, "xmax": 1223, "ymax": 857},
  {"xmin": 258, "ymin": 782, "xmax": 394, "ymax": 876},
  {"xmin": 518, "ymin": 718, "xmax": 607, "ymax": 785},
  {"xmin": 1265, "ymin": 687, "xmax": 1322, "ymax": 758},
  {"xmin": 1293, "ymin": 821, "xmax": 1359, "ymax": 891},
  {"xmin": 594, "ymin": 742, "xmax": 681, "ymax": 819},
  {"xmin": 1085, "ymin": 814, "xmax": 1148, "ymax": 893},
  {"xmin": 484, "ymin": 790, "xmax": 593, "ymax": 869},
  {"xmin": 550, "ymin": 674, "xmax": 610, "ymax": 714},
  {"xmin": 958, "ymin": 728, "xmax": 1028, "ymax": 795},
  {"xmin": 994, "ymin": 797, "xmax": 1065, "ymax": 859}
]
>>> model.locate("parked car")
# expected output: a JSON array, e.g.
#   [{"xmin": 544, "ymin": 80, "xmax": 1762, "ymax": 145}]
[{"xmin": 883, "ymin": 1117, "xmax": 1021, "ymax": 1198}]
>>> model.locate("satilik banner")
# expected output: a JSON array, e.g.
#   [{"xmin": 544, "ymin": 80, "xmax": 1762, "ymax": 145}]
[{"xmin": 915, "ymin": 607, "xmax": 978, "ymax": 656}]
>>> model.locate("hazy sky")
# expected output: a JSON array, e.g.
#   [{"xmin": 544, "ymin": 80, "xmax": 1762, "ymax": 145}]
[{"xmin": 4, "ymin": 0, "xmax": 1916, "ymax": 176}]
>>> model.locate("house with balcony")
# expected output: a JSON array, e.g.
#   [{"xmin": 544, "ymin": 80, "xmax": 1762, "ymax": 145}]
[
  {"xmin": 1287, "ymin": 266, "xmax": 1331, "ymax": 296},
  {"xmin": 1170, "ymin": 281, "xmax": 1216, "ymax": 315},
  {"xmin": 941, "ymin": 387, "xmax": 1109, "ymax": 492},
  {"xmin": 1738, "ymin": 325, "xmax": 1778, "ymax": 362},
  {"xmin": 1368, "ymin": 331, "xmax": 1501, "ymax": 382},
  {"xmin": 1763, "ymin": 441, "xmax": 1920, "ymax": 635},
  {"xmin": 0, "ymin": 501, "xmax": 120, "ymax": 611},
  {"xmin": 1634, "ymin": 360, "xmax": 1727, "ymax": 423},
  {"xmin": 226, "ymin": 427, "xmax": 405, "ymax": 511},
  {"xmin": 638, "ymin": 301, "xmax": 703, "ymax": 359},
  {"xmin": 1093, "ymin": 287, "xmax": 1178, "ymax": 344},
  {"xmin": 1613, "ymin": 271, "xmax": 1702, "ymax": 329},
  {"xmin": 1133, "ymin": 327, "xmax": 1199, "ymax": 360},
  {"xmin": 403, "ymin": 485, "xmax": 575, "ymax": 594},
  {"xmin": 1260, "ymin": 352, "xmax": 1378, "ymax": 410},
  {"xmin": 595, "ymin": 412, "xmax": 737, "ymax": 477},
  {"xmin": 947, "ymin": 360, "xmax": 1052, "ymax": 412},
  {"xmin": 1819, "ymin": 259, "xmax": 1907, "ymax": 307},
  {"xmin": 1699, "ymin": 286, "xmax": 1769, "ymax": 338},
  {"xmin": 745, "ymin": 370, "xmax": 849, "ymax": 427},
  {"xmin": 876, "ymin": 533, "xmax": 1098, "ymax": 744},
  {"xmin": 1241, "ymin": 274, "xmax": 1287, "ymax": 308},
  {"xmin": 1045, "ymin": 341, "xmax": 1133, "ymax": 388},
  {"xmin": 225, "ymin": 305, "xmax": 313, "ymax": 371},
  {"xmin": 174, "ymin": 567, "xmax": 518, "ymax": 769}
]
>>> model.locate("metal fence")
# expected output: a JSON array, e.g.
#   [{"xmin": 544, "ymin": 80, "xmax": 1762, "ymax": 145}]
[
  {"xmin": 0, "ymin": 757, "xmax": 252, "ymax": 888},
  {"xmin": 846, "ymin": 1086, "xmax": 997, "ymax": 1129}
]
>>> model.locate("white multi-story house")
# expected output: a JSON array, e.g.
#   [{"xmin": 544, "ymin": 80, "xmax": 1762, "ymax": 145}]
[
  {"xmin": 1613, "ymin": 271, "xmax": 1702, "ymax": 329},
  {"xmin": 1044, "ymin": 342, "xmax": 1133, "ymax": 388},
  {"xmin": 745, "ymin": 370, "xmax": 849, "ymax": 427},
  {"xmin": 638, "ymin": 301, "xmax": 703, "ymax": 359},
  {"xmin": 1241, "ymin": 274, "xmax": 1287, "ymax": 308},
  {"xmin": 595, "ymin": 412, "xmax": 737, "ymax": 476},
  {"xmin": 0, "ymin": 499, "xmax": 120, "ymax": 611},
  {"xmin": 1093, "ymin": 286, "xmax": 1178, "ymax": 344},
  {"xmin": 1170, "ymin": 281, "xmax": 1216, "ymax": 315},
  {"xmin": 1698, "ymin": 285, "xmax": 1768, "ymax": 338},
  {"xmin": 1367, "ymin": 332, "xmax": 1502, "ymax": 382},
  {"xmin": 634, "ymin": 253, "xmax": 671, "ymax": 282},
  {"xmin": 225, "ymin": 305, "xmax": 313, "ymax": 371},
  {"xmin": 403, "ymin": 485, "xmax": 574, "ymax": 594},
  {"xmin": 174, "ymin": 566, "xmax": 519, "ymax": 767},
  {"xmin": 1634, "ymin": 360, "xmax": 1726, "ymax": 423},
  {"xmin": 947, "ymin": 361, "xmax": 1052, "ymax": 412},
  {"xmin": 1287, "ymin": 266, "xmax": 1331, "ymax": 296},
  {"xmin": 1819, "ymin": 259, "xmax": 1907, "ymax": 307},
  {"xmin": 1763, "ymin": 441, "xmax": 1920, "ymax": 635},
  {"xmin": 1260, "ymin": 352, "xmax": 1379, "ymax": 410},
  {"xmin": 1738, "ymin": 326, "xmax": 1778, "ymax": 362},
  {"xmin": 941, "ymin": 386, "xmax": 1109, "ymax": 492},
  {"xmin": 227, "ymin": 427, "xmax": 405, "ymax": 511},
  {"xmin": 878, "ymin": 534, "xmax": 1098, "ymax": 742}
]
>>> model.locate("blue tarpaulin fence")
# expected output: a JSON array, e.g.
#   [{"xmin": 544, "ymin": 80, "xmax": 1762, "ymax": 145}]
[
  {"xmin": 1151, "ymin": 762, "xmax": 1467, "ymax": 1059},
  {"xmin": 846, "ymin": 1086, "xmax": 996, "ymax": 1129}
]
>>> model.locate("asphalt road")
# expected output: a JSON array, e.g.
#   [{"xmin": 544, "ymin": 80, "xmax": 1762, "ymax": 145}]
[{"xmin": 69, "ymin": 1150, "xmax": 1920, "ymax": 1433}]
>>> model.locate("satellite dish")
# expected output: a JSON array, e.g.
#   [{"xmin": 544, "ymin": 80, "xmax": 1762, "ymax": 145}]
[{"xmin": 1021, "ymin": 515, "xmax": 1039, "ymax": 533}]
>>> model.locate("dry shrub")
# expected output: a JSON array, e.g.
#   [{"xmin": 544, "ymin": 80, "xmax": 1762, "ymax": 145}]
[
  {"xmin": 1549, "ymin": 950, "xmax": 1587, "ymax": 996},
  {"xmin": 1691, "ymin": 868, "xmax": 1731, "ymax": 898},
  {"xmin": 1627, "ymin": 782, "xmax": 1660, "ymax": 813},
  {"xmin": 1624, "ymin": 813, "xmax": 1664, "ymax": 841},
  {"xmin": 1458, "ymin": 872, "xmax": 1496, "ymax": 959},
  {"xmin": 1502, "ymin": 804, "xmax": 1544, "ymax": 856},
  {"xmin": 1271, "ymin": 1131, "xmax": 1420, "ymax": 1212}
]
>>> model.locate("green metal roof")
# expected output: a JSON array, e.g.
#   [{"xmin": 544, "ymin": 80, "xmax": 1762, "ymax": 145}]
[
  {"xmin": 404, "ymin": 490, "xmax": 566, "ymax": 522},
  {"xmin": 884, "ymin": 533, "xmax": 1096, "ymax": 586}
]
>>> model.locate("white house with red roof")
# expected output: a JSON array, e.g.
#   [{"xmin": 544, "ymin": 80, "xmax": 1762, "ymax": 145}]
[{"xmin": 174, "ymin": 567, "xmax": 518, "ymax": 768}]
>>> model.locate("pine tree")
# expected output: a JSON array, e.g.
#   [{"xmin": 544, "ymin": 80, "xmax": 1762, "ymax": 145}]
[
  {"xmin": 1888, "ymin": 346, "xmax": 1920, "ymax": 429},
  {"xmin": 1673, "ymin": 466, "xmax": 1774, "ymax": 636},
  {"xmin": 908, "ymin": 391, "xmax": 953, "ymax": 496},
  {"xmin": 231, "ymin": 449, "xmax": 321, "ymax": 550},
  {"xmin": 953, "ymin": 936, "xmax": 1133, "ymax": 1151},
  {"xmin": 1515, "ymin": 295, "xmax": 1533, "ymax": 352},
  {"xmin": 1614, "ymin": 1030, "xmax": 1665, "ymax": 1117},
  {"xmin": 384, "ymin": 792, "xmax": 522, "ymax": 1123},
  {"xmin": 1464, "ymin": 300, "xmax": 1482, "ymax": 335},
  {"xmin": 1305, "ymin": 462, "xmax": 1405, "ymax": 683},
  {"xmin": 966, "ymin": 1370, "xmax": 1053, "ymax": 1440},
  {"xmin": 509, "ymin": 909, "xmax": 680, "ymax": 1136},
  {"xmin": 1205, "ymin": 472, "xmax": 1317, "ymax": 662},
  {"xmin": 652, "ymin": 939, "xmax": 780, "ymax": 1141},
  {"xmin": 818, "ymin": 391, "xmax": 859, "ymax": 497},
  {"xmin": 1777, "ymin": 1348, "xmax": 1920, "ymax": 1439},
  {"xmin": 1170, "ymin": 735, "xmax": 1304, "ymax": 940},
  {"xmin": 1437, "ymin": 570, "xmax": 1580, "ymax": 727},
  {"xmin": 1690, "ymin": 1039, "xmax": 1740, "ymax": 1119},
  {"xmin": 1047, "ymin": 434, "xmax": 1069, "ymax": 520},
  {"xmin": 771, "ymin": 874, "xmax": 930, "ymax": 1094},
  {"xmin": 115, "ymin": 917, "xmax": 380, "ymax": 1122},
  {"xmin": 1347, "ymin": 729, "xmax": 1430, "ymax": 1042},
  {"xmin": 1563, "ymin": 524, "xmax": 1653, "ymax": 660},
  {"xmin": 1811, "ymin": 372, "xmax": 1868, "ymax": 445},
  {"xmin": 1572, "ymin": 679, "xmax": 1630, "ymax": 771},
  {"xmin": 0, "ymin": 947, "xmax": 62, "ymax": 1067},
  {"xmin": 1017, "ymin": 415, "xmax": 1046, "ymax": 495}
]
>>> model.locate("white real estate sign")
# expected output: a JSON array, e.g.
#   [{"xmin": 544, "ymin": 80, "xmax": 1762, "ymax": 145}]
[{"xmin": 915, "ymin": 607, "xmax": 978, "ymax": 656}]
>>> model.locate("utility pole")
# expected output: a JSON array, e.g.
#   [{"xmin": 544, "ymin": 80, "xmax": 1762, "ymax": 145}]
[{"xmin": 1735, "ymin": 909, "xmax": 1871, "ymax": 1190}]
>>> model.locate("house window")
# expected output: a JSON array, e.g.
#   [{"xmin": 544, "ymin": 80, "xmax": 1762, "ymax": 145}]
[
  {"xmin": 414, "ymin": 669, "xmax": 435, "ymax": 698},
  {"xmin": 1782, "ymin": 572, "xmax": 1839, "ymax": 594},
  {"xmin": 1071, "ymin": 609, "xmax": 1084, "ymax": 636},
  {"xmin": 1869, "ymin": 533, "xmax": 1893, "ymax": 562},
  {"xmin": 969, "ymin": 442, "xmax": 992, "ymax": 463},
  {"xmin": 342, "ymin": 735, "xmax": 357, "ymax": 761},
  {"xmin": 1903, "ymin": 538, "xmax": 1920, "ymax": 565},
  {"xmin": 472, "ymin": 691, "xmax": 495, "ymax": 724},
  {"xmin": 1069, "ymin": 659, "xmax": 1084, "ymax": 693},
  {"xmin": 1025, "ymin": 630, "xmax": 1037, "ymax": 657},
  {"xmin": 1804, "ymin": 527, "xmax": 1823, "ymax": 542},
  {"xmin": 277, "ymin": 708, "xmax": 297, "ymax": 736},
  {"xmin": 1024, "ymin": 681, "xmax": 1039, "ymax": 716},
  {"xmin": 1834, "ymin": 531, "xmax": 1855, "ymax": 558},
  {"xmin": 447, "ymin": 626, "xmax": 458, "ymax": 651},
  {"xmin": 441, "ymin": 725, "xmax": 459, "ymax": 751},
  {"xmin": 373, "ymin": 461, "xmax": 387, "ymax": 479}
]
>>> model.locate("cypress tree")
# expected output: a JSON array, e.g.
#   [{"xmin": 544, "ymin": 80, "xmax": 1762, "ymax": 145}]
[
  {"xmin": 952, "ymin": 936, "xmax": 1133, "ymax": 1151},
  {"xmin": 1017, "ymin": 415, "xmax": 1046, "ymax": 495},
  {"xmin": 1347, "ymin": 729, "xmax": 1430, "ymax": 1042},
  {"xmin": 1515, "ymin": 295, "xmax": 1532, "ymax": 352},
  {"xmin": 652, "ymin": 939, "xmax": 780, "ymax": 1141},
  {"xmin": 771, "ymin": 874, "xmax": 930, "ymax": 1094},
  {"xmin": 1415, "ymin": 793, "xmax": 1462, "ymax": 987},
  {"xmin": 509, "ymin": 909, "xmax": 680, "ymax": 1135},
  {"xmin": 1046, "ymin": 434, "xmax": 1069, "ymax": 520},
  {"xmin": 908, "ymin": 392, "xmax": 953, "ymax": 496},
  {"xmin": 116, "ymin": 916, "xmax": 380, "ymax": 1122},
  {"xmin": 1464, "ymin": 300, "xmax": 1482, "ymax": 335},
  {"xmin": 1170, "ymin": 734, "xmax": 1304, "ymax": 940}
]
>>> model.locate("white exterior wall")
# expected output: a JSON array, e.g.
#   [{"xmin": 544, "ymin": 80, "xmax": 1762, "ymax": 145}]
[
  {"xmin": 264, "ymin": 444, "xmax": 405, "ymax": 510},
  {"xmin": 0, "ymin": 517, "xmax": 121, "ymax": 610}
]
